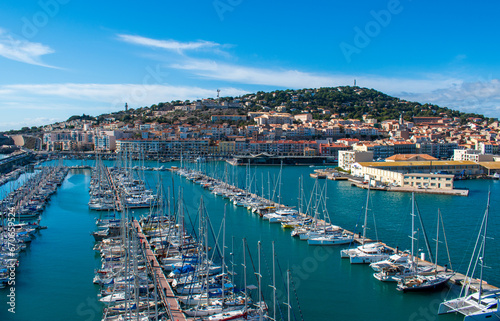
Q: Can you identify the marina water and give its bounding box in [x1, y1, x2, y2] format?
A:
[1, 160, 499, 321]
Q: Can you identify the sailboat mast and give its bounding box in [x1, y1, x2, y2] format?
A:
[479, 191, 490, 301]
[278, 161, 283, 206]
[411, 192, 415, 266]
[242, 238, 247, 311]
[287, 269, 291, 321]
[268, 172, 271, 201]
[297, 176, 301, 214]
[231, 236, 235, 286]
[362, 183, 370, 246]
[221, 206, 226, 304]
[262, 172, 264, 198]
[133, 229, 139, 321]
[257, 241, 262, 316]
[272, 241, 276, 321]
[435, 209, 440, 271]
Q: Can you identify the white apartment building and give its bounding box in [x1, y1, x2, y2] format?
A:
[453, 149, 495, 162]
[338, 150, 373, 171]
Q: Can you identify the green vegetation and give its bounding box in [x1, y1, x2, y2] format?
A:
[66, 114, 96, 122]
[6, 86, 493, 135]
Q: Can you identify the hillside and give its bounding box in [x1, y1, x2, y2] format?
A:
[3, 86, 492, 134]
[106, 86, 490, 125]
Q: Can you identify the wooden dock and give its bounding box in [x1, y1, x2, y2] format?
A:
[106, 167, 124, 212]
[133, 220, 191, 321]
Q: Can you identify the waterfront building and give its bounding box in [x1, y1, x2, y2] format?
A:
[353, 142, 394, 160]
[385, 154, 437, 162]
[416, 141, 459, 159]
[478, 141, 500, 154]
[350, 163, 456, 189]
[319, 143, 350, 159]
[116, 138, 212, 156]
[338, 150, 373, 171]
[392, 141, 416, 154]
[351, 160, 482, 178]
[453, 149, 495, 162]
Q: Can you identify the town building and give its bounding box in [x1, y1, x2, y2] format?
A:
[338, 150, 373, 171]
[453, 149, 495, 162]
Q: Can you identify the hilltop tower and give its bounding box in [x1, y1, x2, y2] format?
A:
[125, 103, 128, 112]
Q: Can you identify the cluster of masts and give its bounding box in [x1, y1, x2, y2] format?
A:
[89, 158, 158, 213]
[0, 166, 68, 288]
[90, 160, 300, 320]
[176, 163, 500, 320]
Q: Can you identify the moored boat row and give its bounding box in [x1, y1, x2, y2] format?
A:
[173, 165, 499, 310]
[89, 159, 158, 212]
[0, 165, 68, 288]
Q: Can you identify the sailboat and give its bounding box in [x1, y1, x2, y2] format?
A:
[396, 197, 454, 292]
[373, 193, 433, 282]
[438, 192, 500, 320]
[307, 180, 353, 246]
[340, 183, 393, 263]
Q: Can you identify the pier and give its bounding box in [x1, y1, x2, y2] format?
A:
[173, 167, 498, 293]
[0, 151, 34, 174]
[313, 169, 470, 196]
[105, 167, 124, 212]
[133, 220, 191, 321]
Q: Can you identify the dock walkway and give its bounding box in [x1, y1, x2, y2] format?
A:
[105, 167, 123, 212]
[175, 167, 497, 293]
[133, 220, 191, 321]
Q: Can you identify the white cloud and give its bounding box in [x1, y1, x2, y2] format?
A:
[170, 58, 462, 94]
[0, 28, 57, 68]
[0, 83, 249, 131]
[1, 83, 247, 105]
[169, 58, 500, 117]
[401, 79, 500, 117]
[0, 117, 62, 131]
[117, 34, 222, 54]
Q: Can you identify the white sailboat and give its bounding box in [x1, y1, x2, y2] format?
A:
[397, 197, 454, 292]
[438, 192, 500, 320]
[340, 183, 392, 263]
[373, 194, 434, 282]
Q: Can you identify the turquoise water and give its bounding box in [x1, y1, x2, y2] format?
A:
[2, 160, 498, 321]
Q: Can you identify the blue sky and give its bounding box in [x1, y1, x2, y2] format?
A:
[1, 0, 499, 131]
